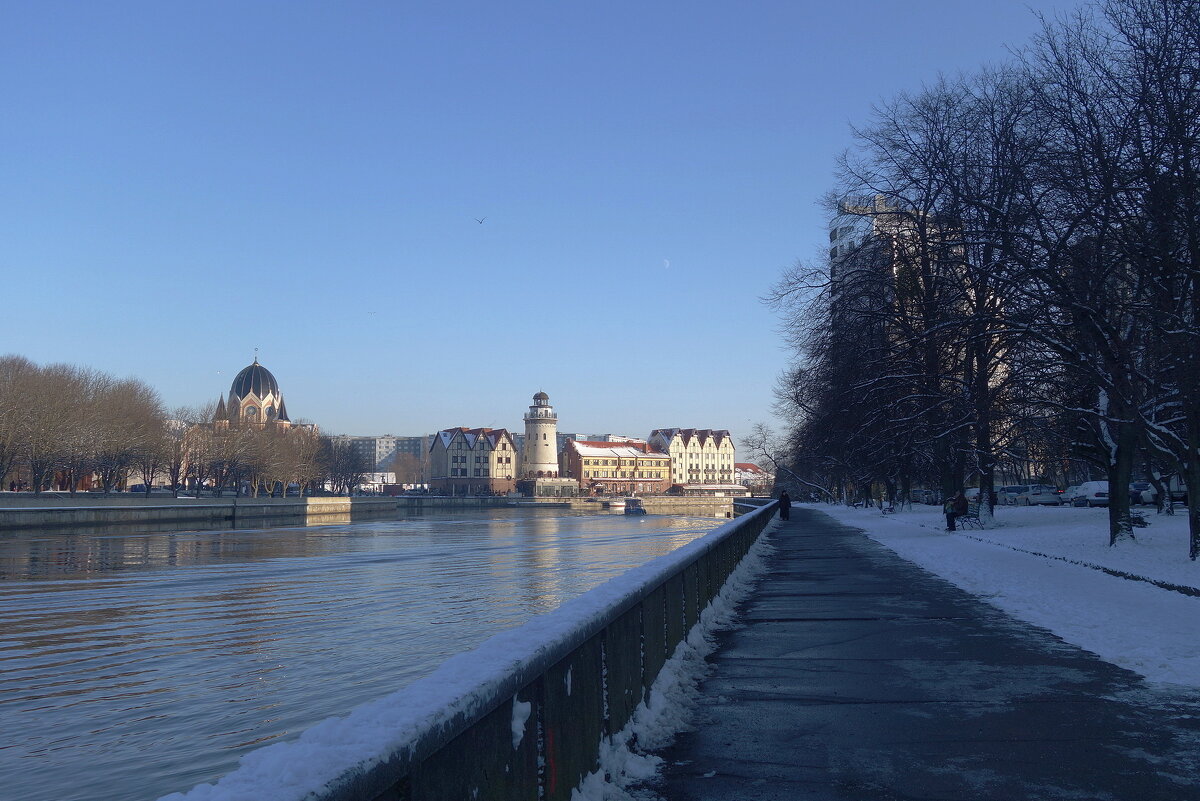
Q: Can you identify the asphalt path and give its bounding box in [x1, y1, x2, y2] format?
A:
[654, 507, 1200, 800]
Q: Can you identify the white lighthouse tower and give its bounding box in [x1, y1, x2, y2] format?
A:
[522, 391, 559, 477]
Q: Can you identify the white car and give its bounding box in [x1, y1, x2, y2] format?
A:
[1013, 485, 1061, 505]
[1061, 485, 1082, 505]
[1128, 481, 1157, 506]
[997, 485, 1029, 505]
[1072, 480, 1110, 507]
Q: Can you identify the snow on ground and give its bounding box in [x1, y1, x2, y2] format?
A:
[814, 502, 1200, 688]
[571, 520, 779, 801]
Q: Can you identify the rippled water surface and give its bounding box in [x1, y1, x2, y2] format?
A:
[0, 508, 722, 801]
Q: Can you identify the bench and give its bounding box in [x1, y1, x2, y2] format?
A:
[956, 501, 982, 529]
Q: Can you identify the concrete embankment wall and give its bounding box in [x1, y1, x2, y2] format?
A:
[502, 496, 737, 517]
[0, 496, 398, 530]
[274, 500, 777, 801]
[0, 493, 745, 530]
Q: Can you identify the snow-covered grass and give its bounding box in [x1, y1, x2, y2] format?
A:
[571, 520, 778, 801]
[814, 502, 1200, 688]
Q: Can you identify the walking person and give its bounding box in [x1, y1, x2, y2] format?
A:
[778, 490, 791, 521]
[945, 490, 968, 531]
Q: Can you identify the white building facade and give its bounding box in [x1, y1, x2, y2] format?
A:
[648, 428, 737, 486]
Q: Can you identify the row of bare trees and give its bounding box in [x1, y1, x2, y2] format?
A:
[0, 355, 164, 494]
[768, 0, 1200, 558]
[0, 355, 375, 497]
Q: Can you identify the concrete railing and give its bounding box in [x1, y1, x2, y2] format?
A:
[177, 501, 778, 801]
[734, 496, 776, 514]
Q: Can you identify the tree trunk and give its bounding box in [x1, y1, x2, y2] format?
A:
[1187, 409, 1200, 560]
[1105, 418, 1138, 546]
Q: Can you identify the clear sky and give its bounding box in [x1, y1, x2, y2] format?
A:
[2, 0, 1076, 445]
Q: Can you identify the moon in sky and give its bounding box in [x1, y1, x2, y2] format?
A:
[664, 259, 670, 269]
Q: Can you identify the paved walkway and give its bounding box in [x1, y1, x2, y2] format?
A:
[655, 508, 1200, 800]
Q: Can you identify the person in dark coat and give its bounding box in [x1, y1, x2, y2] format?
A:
[945, 490, 968, 531]
[778, 490, 791, 520]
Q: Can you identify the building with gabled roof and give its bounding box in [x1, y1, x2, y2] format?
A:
[561, 440, 671, 496]
[648, 428, 736, 486]
[735, 462, 773, 494]
[428, 427, 518, 496]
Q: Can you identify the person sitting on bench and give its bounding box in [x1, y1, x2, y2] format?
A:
[945, 490, 968, 531]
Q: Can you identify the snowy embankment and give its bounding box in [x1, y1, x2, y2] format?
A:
[159, 508, 778, 801]
[814, 503, 1200, 688]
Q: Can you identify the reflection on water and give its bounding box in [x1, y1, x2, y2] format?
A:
[0, 508, 721, 801]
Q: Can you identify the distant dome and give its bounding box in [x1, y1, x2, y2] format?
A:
[533, 391, 550, 402]
[231, 359, 280, 400]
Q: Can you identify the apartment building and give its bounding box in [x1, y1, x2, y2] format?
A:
[561, 440, 671, 496]
[648, 428, 736, 486]
[428, 427, 518, 495]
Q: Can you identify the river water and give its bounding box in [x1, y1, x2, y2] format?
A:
[0, 508, 723, 801]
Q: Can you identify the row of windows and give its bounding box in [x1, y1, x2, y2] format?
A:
[583, 470, 664, 479]
[448, 468, 496, 477]
[451, 455, 513, 464]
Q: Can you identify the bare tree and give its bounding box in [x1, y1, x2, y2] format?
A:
[389, 451, 423, 485]
[0, 355, 36, 488]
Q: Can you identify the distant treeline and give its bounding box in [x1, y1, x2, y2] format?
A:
[0, 355, 374, 496]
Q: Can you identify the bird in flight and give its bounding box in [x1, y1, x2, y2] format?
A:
[475, 217, 486, 224]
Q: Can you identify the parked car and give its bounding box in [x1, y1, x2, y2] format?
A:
[1072, 480, 1110, 507]
[1061, 485, 1082, 505]
[997, 485, 1029, 505]
[1129, 481, 1157, 506]
[1014, 484, 1061, 505]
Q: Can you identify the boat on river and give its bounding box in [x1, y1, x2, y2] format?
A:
[623, 498, 647, 515]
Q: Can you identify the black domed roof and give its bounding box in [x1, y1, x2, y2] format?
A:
[534, 391, 550, 401]
[231, 360, 280, 399]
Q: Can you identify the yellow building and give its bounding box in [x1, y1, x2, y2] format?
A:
[562, 440, 671, 495]
[428, 427, 518, 495]
[648, 428, 736, 486]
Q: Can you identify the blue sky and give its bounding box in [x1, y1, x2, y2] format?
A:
[2, 0, 1075, 445]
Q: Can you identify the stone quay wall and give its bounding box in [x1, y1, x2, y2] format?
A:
[0, 492, 746, 530]
[0, 496, 398, 530]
